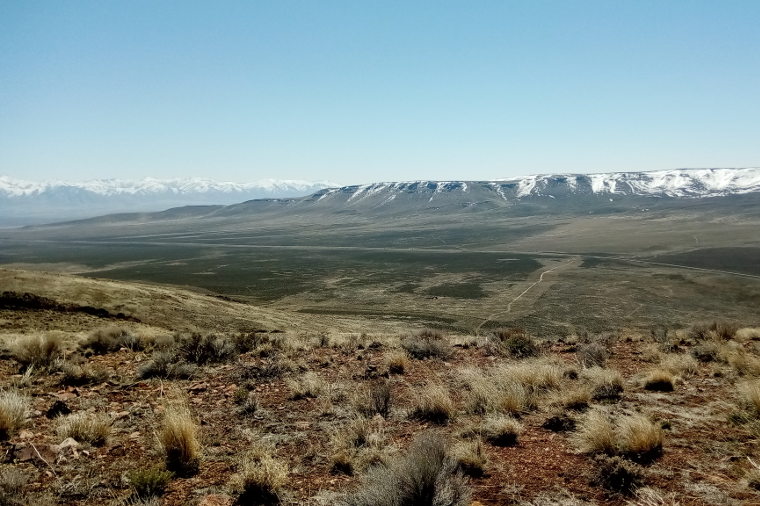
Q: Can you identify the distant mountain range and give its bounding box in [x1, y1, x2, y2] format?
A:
[3, 168, 760, 226]
[0, 177, 336, 226]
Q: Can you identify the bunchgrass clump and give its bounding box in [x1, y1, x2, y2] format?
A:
[577, 342, 609, 368]
[573, 410, 663, 464]
[0, 466, 28, 506]
[0, 391, 28, 440]
[384, 350, 410, 374]
[229, 451, 288, 505]
[643, 369, 677, 392]
[451, 439, 488, 478]
[619, 414, 663, 464]
[572, 409, 617, 455]
[581, 367, 624, 400]
[56, 412, 111, 446]
[739, 380, 760, 417]
[480, 415, 522, 447]
[287, 372, 325, 400]
[411, 383, 454, 424]
[159, 403, 201, 476]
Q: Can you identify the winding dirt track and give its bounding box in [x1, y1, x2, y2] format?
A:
[474, 259, 573, 335]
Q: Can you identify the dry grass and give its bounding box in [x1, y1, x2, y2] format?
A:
[10, 334, 62, 370]
[572, 408, 617, 455]
[411, 383, 454, 424]
[643, 369, 677, 392]
[573, 410, 663, 463]
[81, 326, 141, 354]
[451, 438, 488, 477]
[229, 451, 288, 505]
[56, 412, 111, 446]
[659, 354, 698, 377]
[0, 391, 28, 440]
[383, 350, 410, 374]
[494, 358, 564, 392]
[288, 372, 325, 400]
[551, 385, 592, 411]
[159, 403, 201, 476]
[480, 414, 522, 447]
[619, 414, 663, 463]
[581, 367, 624, 400]
[739, 380, 760, 416]
[464, 368, 531, 415]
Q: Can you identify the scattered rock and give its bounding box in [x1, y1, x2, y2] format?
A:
[46, 400, 71, 419]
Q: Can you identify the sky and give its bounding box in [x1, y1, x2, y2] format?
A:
[1, 1, 759, 186]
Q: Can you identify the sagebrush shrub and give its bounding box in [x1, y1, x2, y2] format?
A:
[338, 432, 470, 506]
[11, 334, 62, 370]
[81, 326, 140, 354]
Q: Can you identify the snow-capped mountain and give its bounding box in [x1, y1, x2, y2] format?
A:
[4, 168, 760, 227]
[309, 168, 760, 206]
[0, 177, 336, 226]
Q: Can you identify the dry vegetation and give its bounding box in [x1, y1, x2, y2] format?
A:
[2, 283, 760, 505]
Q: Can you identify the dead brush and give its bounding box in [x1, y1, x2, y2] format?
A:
[159, 402, 201, 476]
[355, 381, 392, 418]
[659, 354, 698, 377]
[0, 391, 28, 440]
[10, 334, 62, 370]
[56, 412, 111, 446]
[229, 450, 288, 505]
[411, 383, 454, 424]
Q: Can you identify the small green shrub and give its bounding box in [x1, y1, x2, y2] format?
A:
[493, 329, 537, 358]
[591, 455, 643, 495]
[127, 467, 173, 499]
[401, 330, 452, 360]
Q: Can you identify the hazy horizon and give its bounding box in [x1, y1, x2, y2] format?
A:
[2, 1, 759, 183]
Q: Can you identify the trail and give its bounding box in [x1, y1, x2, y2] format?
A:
[475, 260, 572, 335]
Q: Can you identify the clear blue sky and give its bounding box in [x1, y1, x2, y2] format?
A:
[1, 1, 759, 185]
